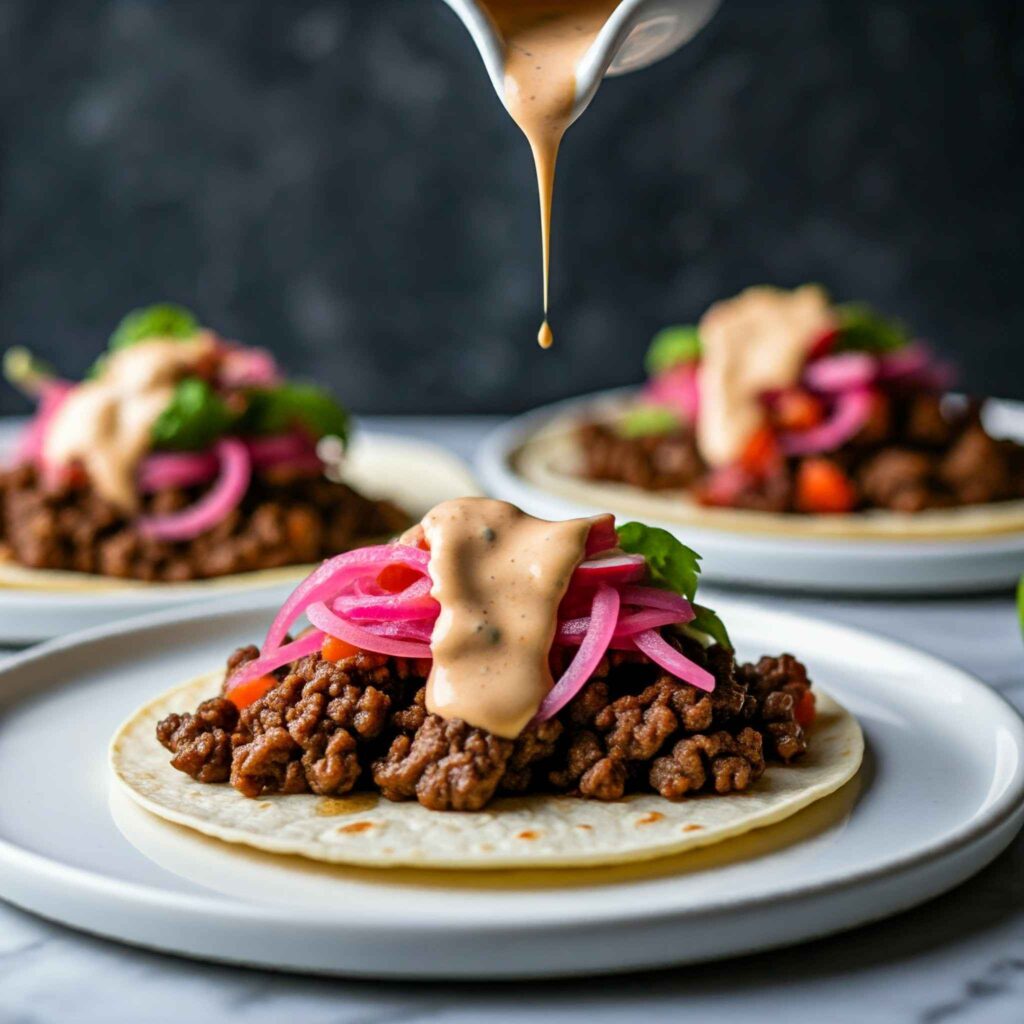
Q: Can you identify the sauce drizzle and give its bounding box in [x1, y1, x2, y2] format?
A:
[423, 497, 592, 738]
[478, 0, 619, 348]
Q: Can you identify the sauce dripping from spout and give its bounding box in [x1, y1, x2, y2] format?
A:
[477, 0, 620, 348]
[422, 497, 593, 738]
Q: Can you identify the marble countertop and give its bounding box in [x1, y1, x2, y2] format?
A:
[1, 417, 1022, 1024]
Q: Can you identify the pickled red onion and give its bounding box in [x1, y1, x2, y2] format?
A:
[137, 451, 218, 492]
[803, 352, 876, 393]
[572, 553, 646, 586]
[137, 438, 252, 542]
[643, 363, 699, 419]
[263, 544, 430, 651]
[779, 389, 875, 456]
[632, 629, 715, 692]
[306, 600, 432, 659]
[226, 628, 326, 693]
[535, 584, 620, 722]
[13, 381, 73, 466]
[584, 514, 618, 556]
[245, 433, 318, 468]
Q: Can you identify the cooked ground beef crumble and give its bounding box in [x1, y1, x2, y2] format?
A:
[0, 463, 408, 581]
[156, 636, 812, 811]
[578, 395, 1024, 513]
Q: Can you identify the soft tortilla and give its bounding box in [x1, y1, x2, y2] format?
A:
[515, 401, 1024, 541]
[0, 434, 480, 594]
[110, 671, 863, 870]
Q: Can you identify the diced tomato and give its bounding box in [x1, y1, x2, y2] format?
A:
[795, 689, 817, 728]
[376, 563, 421, 593]
[585, 513, 618, 555]
[321, 635, 360, 662]
[227, 675, 277, 710]
[774, 389, 825, 432]
[795, 458, 857, 513]
[739, 425, 782, 477]
[807, 324, 840, 360]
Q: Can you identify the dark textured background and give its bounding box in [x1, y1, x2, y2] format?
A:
[1, 0, 1022, 416]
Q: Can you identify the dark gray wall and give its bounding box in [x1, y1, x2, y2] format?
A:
[2, 0, 1022, 416]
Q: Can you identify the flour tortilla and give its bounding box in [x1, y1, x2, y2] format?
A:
[110, 671, 863, 870]
[0, 435, 480, 594]
[515, 400, 1024, 541]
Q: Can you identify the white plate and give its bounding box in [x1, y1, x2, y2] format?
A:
[0, 420, 479, 643]
[0, 596, 1020, 978]
[476, 391, 1024, 593]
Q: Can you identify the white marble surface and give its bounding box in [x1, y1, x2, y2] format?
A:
[1, 417, 1023, 1024]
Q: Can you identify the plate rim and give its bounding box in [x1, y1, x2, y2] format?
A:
[0, 594, 1022, 935]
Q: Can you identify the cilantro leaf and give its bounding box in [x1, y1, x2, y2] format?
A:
[616, 521, 701, 600]
[835, 303, 909, 354]
[241, 383, 349, 446]
[110, 303, 198, 351]
[645, 325, 701, 375]
[684, 603, 732, 650]
[151, 378, 235, 451]
[617, 405, 681, 439]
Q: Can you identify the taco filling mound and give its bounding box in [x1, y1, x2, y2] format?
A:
[112, 498, 862, 867]
[0, 304, 407, 581]
[578, 286, 1024, 515]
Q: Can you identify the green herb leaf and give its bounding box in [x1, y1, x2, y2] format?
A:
[644, 325, 701, 375]
[616, 521, 701, 600]
[835, 303, 909, 354]
[684, 603, 732, 650]
[617, 405, 681, 439]
[151, 378, 234, 451]
[109, 303, 198, 351]
[241, 383, 349, 446]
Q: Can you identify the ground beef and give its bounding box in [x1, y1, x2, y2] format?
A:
[577, 394, 1024, 514]
[0, 463, 408, 581]
[157, 635, 815, 811]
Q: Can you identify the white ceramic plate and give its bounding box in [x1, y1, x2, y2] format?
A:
[0, 420, 479, 643]
[476, 390, 1024, 593]
[0, 596, 1020, 978]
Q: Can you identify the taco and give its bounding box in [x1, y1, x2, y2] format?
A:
[111, 497, 862, 869]
[545, 286, 1024, 539]
[0, 304, 408, 585]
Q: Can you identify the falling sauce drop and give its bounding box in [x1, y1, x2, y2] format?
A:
[537, 319, 554, 349]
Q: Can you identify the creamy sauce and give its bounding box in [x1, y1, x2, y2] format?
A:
[478, 0, 619, 348]
[696, 285, 835, 466]
[43, 334, 216, 510]
[423, 497, 592, 738]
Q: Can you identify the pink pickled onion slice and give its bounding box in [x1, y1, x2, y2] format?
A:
[218, 345, 281, 388]
[617, 586, 694, 618]
[572, 553, 646, 587]
[363, 619, 435, 643]
[557, 607, 681, 644]
[306, 601, 432, 659]
[632, 629, 715, 692]
[137, 438, 251, 542]
[803, 352, 877, 393]
[263, 544, 429, 651]
[779, 389, 874, 456]
[137, 451, 218, 493]
[245, 433, 319, 469]
[334, 577, 438, 621]
[698, 464, 751, 506]
[643, 362, 700, 420]
[877, 342, 930, 381]
[13, 381, 73, 466]
[584, 514, 617, 556]
[535, 584, 620, 722]
[226, 629, 325, 693]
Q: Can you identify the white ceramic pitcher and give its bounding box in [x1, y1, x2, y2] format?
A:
[443, 0, 720, 125]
